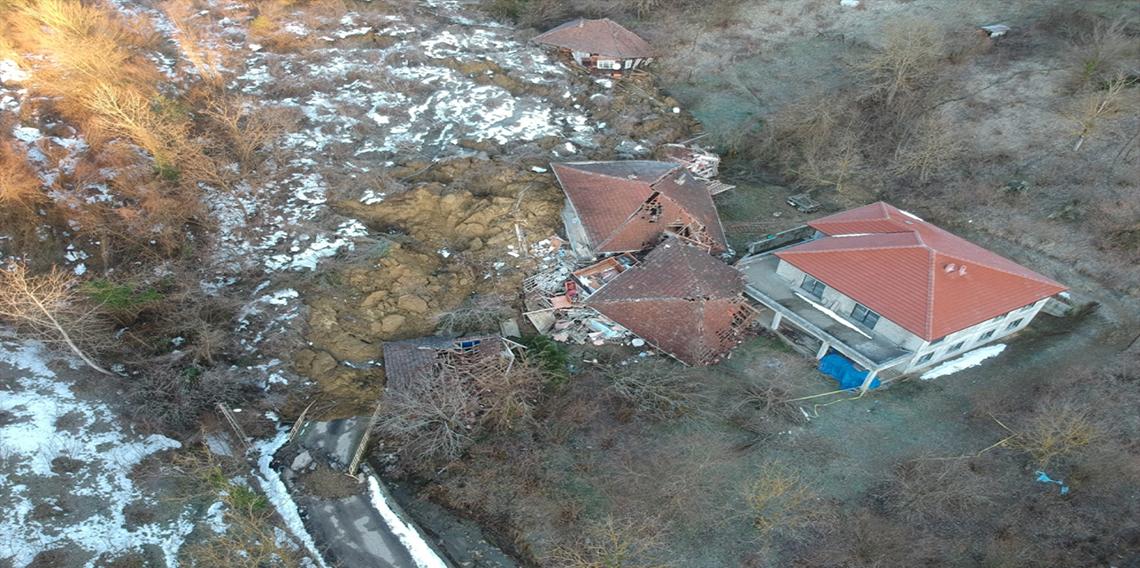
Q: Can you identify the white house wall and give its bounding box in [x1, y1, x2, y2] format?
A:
[773, 258, 1049, 375]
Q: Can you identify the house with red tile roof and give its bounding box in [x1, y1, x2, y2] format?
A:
[551, 161, 728, 259]
[584, 238, 755, 366]
[736, 202, 1067, 388]
[532, 18, 653, 76]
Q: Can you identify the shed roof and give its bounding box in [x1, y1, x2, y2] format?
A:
[383, 334, 502, 392]
[551, 161, 728, 254]
[585, 240, 747, 365]
[776, 202, 1067, 341]
[533, 18, 653, 59]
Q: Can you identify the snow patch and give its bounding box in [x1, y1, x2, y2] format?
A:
[367, 476, 449, 568]
[921, 344, 1006, 380]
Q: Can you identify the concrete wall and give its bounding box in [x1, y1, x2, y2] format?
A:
[773, 259, 1049, 374]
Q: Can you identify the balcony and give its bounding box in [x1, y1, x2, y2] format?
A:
[736, 254, 911, 370]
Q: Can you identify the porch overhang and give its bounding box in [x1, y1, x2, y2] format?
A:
[738, 255, 912, 374]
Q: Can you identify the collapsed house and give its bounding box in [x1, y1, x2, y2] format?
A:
[583, 239, 756, 366]
[382, 334, 512, 392]
[532, 18, 653, 76]
[736, 202, 1067, 389]
[551, 161, 729, 259]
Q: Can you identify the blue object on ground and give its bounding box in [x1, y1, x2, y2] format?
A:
[818, 353, 880, 390]
[1035, 470, 1069, 494]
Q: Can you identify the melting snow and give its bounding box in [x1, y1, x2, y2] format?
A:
[920, 344, 1006, 380]
[0, 335, 193, 567]
[367, 476, 449, 568]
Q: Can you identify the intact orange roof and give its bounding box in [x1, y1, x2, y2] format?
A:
[585, 240, 748, 365]
[551, 161, 728, 254]
[776, 202, 1067, 341]
[533, 18, 653, 59]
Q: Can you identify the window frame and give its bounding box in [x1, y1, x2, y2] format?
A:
[979, 329, 995, 341]
[1006, 318, 1024, 330]
[916, 352, 934, 364]
[850, 303, 881, 330]
[948, 341, 965, 353]
[800, 275, 826, 299]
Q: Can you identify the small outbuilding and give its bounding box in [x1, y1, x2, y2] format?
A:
[532, 18, 653, 76]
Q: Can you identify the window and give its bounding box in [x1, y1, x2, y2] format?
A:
[850, 303, 880, 329]
[800, 275, 826, 299]
[595, 59, 618, 70]
[624, 59, 634, 69]
[1006, 318, 1024, 330]
[948, 341, 965, 353]
[980, 329, 995, 341]
[1020, 303, 1036, 312]
[993, 312, 1008, 322]
[916, 353, 934, 364]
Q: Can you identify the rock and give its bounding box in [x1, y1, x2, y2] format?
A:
[325, 335, 375, 364]
[309, 351, 339, 377]
[467, 237, 483, 251]
[291, 451, 313, 471]
[631, 338, 646, 347]
[397, 295, 429, 313]
[381, 314, 406, 334]
[456, 222, 487, 238]
[361, 290, 388, 308]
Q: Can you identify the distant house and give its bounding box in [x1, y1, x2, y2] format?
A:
[584, 239, 755, 366]
[383, 334, 507, 392]
[532, 18, 653, 76]
[551, 161, 729, 259]
[737, 202, 1067, 388]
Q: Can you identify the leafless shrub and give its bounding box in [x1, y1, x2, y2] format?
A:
[376, 371, 479, 462]
[1061, 73, 1133, 152]
[1005, 402, 1104, 467]
[471, 354, 545, 431]
[742, 460, 828, 542]
[889, 112, 964, 184]
[125, 365, 248, 436]
[546, 516, 671, 568]
[1070, 19, 1138, 89]
[433, 294, 514, 335]
[0, 261, 115, 375]
[607, 358, 704, 420]
[886, 458, 996, 524]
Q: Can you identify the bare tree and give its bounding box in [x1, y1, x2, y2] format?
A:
[1062, 73, 1132, 151]
[890, 113, 963, 184]
[0, 261, 114, 375]
[858, 18, 947, 106]
[433, 294, 514, 335]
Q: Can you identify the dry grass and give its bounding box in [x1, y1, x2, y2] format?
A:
[742, 460, 827, 542]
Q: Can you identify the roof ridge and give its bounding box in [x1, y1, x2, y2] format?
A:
[787, 242, 926, 253]
[925, 246, 936, 340]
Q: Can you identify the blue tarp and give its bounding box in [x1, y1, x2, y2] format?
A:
[819, 353, 880, 390]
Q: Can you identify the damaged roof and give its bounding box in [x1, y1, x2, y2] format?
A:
[585, 240, 749, 365]
[777, 202, 1067, 341]
[383, 334, 502, 392]
[552, 161, 728, 254]
[533, 18, 653, 59]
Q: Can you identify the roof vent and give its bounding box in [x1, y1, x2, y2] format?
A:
[943, 263, 956, 273]
[958, 265, 968, 276]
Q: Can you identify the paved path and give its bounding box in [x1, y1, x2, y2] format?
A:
[279, 417, 433, 568]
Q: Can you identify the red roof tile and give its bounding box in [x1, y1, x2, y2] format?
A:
[551, 161, 728, 254]
[777, 202, 1067, 340]
[585, 241, 747, 365]
[533, 18, 653, 59]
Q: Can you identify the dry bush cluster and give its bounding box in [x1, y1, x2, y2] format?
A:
[375, 352, 547, 464]
[433, 294, 515, 335]
[125, 365, 250, 436]
[606, 358, 704, 420]
[546, 516, 671, 568]
[742, 460, 829, 542]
